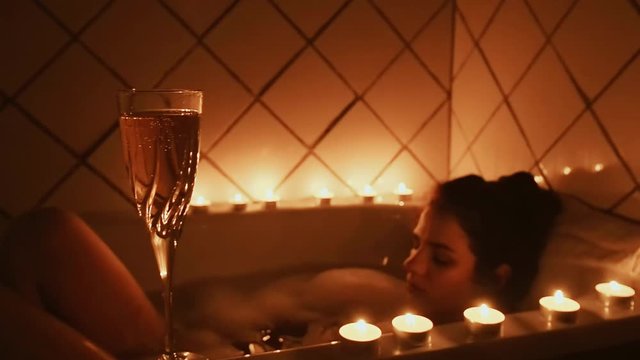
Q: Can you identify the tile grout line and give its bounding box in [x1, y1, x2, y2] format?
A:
[608, 186, 638, 212]
[368, 0, 451, 93]
[446, 0, 457, 180]
[30, 0, 138, 207]
[200, 155, 254, 202]
[527, 1, 640, 190]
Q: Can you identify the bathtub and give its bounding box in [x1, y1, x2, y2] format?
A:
[82, 197, 640, 359]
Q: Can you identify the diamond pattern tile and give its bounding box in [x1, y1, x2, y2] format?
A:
[472, 104, 534, 180]
[452, 50, 503, 141]
[0, 105, 75, 215]
[412, 1, 453, 87]
[88, 131, 130, 195]
[159, 47, 253, 151]
[594, 57, 640, 181]
[449, 112, 469, 169]
[450, 152, 480, 179]
[365, 52, 445, 142]
[553, 0, 640, 99]
[208, 104, 306, 199]
[3, 0, 636, 220]
[615, 191, 640, 221]
[315, 0, 403, 92]
[163, 0, 233, 34]
[41, 0, 108, 32]
[192, 159, 243, 203]
[315, 102, 400, 190]
[526, 0, 575, 34]
[263, 48, 354, 145]
[275, 0, 346, 38]
[82, 0, 193, 87]
[480, 0, 546, 93]
[456, 0, 501, 38]
[0, 1, 68, 94]
[509, 47, 584, 157]
[408, 104, 449, 181]
[375, 151, 435, 198]
[452, 13, 475, 76]
[206, 0, 305, 93]
[277, 156, 353, 200]
[17, 44, 122, 153]
[540, 112, 635, 208]
[45, 167, 131, 213]
[374, 0, 444, 40]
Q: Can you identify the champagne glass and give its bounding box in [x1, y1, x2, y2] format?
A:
[118, 89, 206, 360]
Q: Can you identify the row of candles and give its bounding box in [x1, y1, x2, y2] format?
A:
[339, 281, 635, 351]
[190, 182, 416, 212]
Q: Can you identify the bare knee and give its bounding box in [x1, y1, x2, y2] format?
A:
[0, 207, 85, 291]
[2, 207, 83, 250]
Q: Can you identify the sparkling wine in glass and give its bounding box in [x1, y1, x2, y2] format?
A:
[118, 89, 206, 360]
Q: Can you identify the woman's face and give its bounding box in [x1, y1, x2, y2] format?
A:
[403, 208, 482, 323]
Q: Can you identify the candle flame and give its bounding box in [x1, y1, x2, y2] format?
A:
[534, 175, 544, 184]
[479, 304, 489, 317]
[355, 319, 366, 331]
[562, 166, 572, 175]
[395, 182, 413, 195]
[554, 290, 565, 303]
[232, 193, 246, 204]
[609, 280, 621, 291]
[264, 189, 279, 201]
[193, 195, 208, 205]
[594, 163, 604, 172]
[361, 184, 376, 196]
[316, 187, 333, 199]
[404, 313, 416, 326]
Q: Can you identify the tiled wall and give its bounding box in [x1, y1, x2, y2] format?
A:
[1, 0, 638, 227]
[450, 0, 640, 221]
[0, 0, 453, 224]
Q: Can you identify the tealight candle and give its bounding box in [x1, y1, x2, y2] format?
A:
[595, 281, 635, 308]
[190, 195, 210, 214]
[394, 182, 413, 203]
[263, 190, 279, 210]
[315, 187, 333, 207]
[230, 193, 247, 212]
[339, 320, 381, 355]
[539, 290, 580, 323]
[463, 304, 505, 337]
[392, 313, 433, 348]
[360, 185, 377, 204]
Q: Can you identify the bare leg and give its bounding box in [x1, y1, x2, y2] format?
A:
[0, 208, 163, 358]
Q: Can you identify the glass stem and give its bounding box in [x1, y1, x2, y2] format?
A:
[151, 231, 177, 355]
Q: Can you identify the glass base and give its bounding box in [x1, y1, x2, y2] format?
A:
[160, 352, 209, 360]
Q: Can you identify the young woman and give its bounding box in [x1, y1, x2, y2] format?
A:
[0, 171, 561, 358]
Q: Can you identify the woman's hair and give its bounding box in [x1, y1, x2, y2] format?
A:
[430, 172, 562, 309]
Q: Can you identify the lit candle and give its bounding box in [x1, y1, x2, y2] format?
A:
[595, 281, 635, 308]
[230, 193, 247, 212]
[339, 320, 381, 355]
[539, 290, 580, 323]
[263, 190, 279, 210]
[562, 166, 572, 175]
[463, 304, 505, 337]
[315, 187, 333, 207]
[394, 182, 413, 203]
[593, 163, 604, 172]
[392, 313, 433, 348]
[189, 195, 210, 214]
[360, 185, 377, 204]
